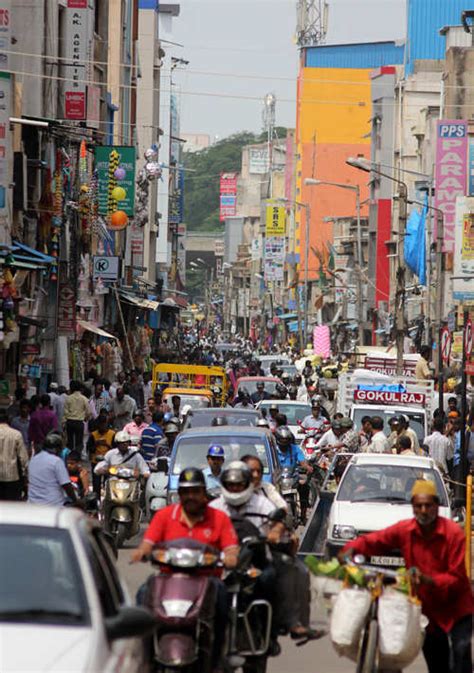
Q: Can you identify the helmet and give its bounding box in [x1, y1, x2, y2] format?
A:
[211, 416, 228, 427]
[257, 418, 270, 428]
[275, 426, 293, 447]
[164, 422, 180, 434]
[115, 430, 131, 443]
[240, 387, 250, 399]
[340, 417, 353, 429]
[43, 431, 63, 453]
[311, 396, 321, 408]
[221, 460, 254, 507]
[270, 403, 279, 411]
[331, 420, 342, 431]
[275, 383, 288, 398]
[207, 443, 225, 458]
[178, 467, 206, 489]
[281, 372, 290, 382]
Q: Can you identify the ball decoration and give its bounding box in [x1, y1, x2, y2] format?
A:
[109, 210, 128, 230]
[112, 186, 126, 201]
[114, 166, 126, 181]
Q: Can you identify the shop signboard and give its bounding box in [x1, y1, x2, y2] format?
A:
[57, 268, 76, 336]
[62, 0, 90, 120]
[0, 73, 11, 215]
[95, 145, 136, 216]
[214, 239, 224, 256]
[92, 256, 119, 281]
[453, 197, 474, 301]
[249, 147, 269, 174]
[364, 356, 417, 377]
[0, 1, 11, 68]
[354, 389, 426, 406]
[265, 203, 286, 236]
[219, 172, 237, 221]
[435, 120, 468, 253]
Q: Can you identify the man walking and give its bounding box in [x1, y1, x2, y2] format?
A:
[341, 480, 473, 673]
[28, 394, 58, 453]
[111, 387, 137, 430]
[0, 409, 28, 500]
[62, 381, 91, 452]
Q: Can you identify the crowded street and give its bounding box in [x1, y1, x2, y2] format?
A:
[1, 1, 474, 673]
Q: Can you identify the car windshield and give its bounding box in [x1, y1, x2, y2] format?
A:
[183, 410, 259, 429]
[279, 365, 297, 376]
[238, 379, 280, 395]
[352, 408, 425, 442]
[172, 435, 269, 474]
[164, 394, 211, 409]
[0, 525, 89, 625]
[336, 464, 448, 506]
[259, 403, 311, 425]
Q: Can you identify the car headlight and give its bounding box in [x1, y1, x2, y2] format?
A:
[332, 525, 356, 540]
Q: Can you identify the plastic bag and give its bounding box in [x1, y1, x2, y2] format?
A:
[378, 590, 426, 668]
[330, 588, 371, 659]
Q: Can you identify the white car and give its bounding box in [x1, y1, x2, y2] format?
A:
[0, 503, 154, 673]
[256, 400, 311, 443]
[326, 453, 451, 566]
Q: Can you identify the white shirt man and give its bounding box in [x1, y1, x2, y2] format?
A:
[316, 428, 344, 450]
[94, 447, 150, 477]
[424, 422, 451, 474]
[367, 417, 390, 453]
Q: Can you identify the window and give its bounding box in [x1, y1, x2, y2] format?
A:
[172, 435, 269, 474]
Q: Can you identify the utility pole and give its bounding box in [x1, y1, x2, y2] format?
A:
[395, 182, 408, 375]
[355, 186, 364, 346]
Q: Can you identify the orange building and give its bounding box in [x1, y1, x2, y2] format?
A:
[295, 42, 404, 281]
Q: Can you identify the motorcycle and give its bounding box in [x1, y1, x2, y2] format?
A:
[145, 457, 170, 520]
[102, 465, 141, 548]
[278, 467, 299, 519]
[299, 421, 330, 457]
[143, 538, 221, 673]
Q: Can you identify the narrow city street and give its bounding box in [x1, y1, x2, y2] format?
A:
[117, 539, 427, 673]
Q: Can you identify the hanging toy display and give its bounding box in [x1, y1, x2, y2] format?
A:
[0, 253, 18, 342]
[114, 166, 126, 181]
[107, 149, 120, 217]
[50, 150, 63, 282]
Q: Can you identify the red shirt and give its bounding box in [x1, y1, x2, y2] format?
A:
[343, 516, 473, 633]
[144, 503, 238, 552]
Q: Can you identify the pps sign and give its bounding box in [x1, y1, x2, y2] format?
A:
[435, 120, 468, 253]
[92, 256, 119, 282]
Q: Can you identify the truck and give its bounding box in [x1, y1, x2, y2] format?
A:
[337, 368, 435, 443]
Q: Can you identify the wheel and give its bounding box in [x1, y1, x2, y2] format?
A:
[243, 655, 267, 673]
[357, 619, 378, 673]
[115, 522, 128, 549]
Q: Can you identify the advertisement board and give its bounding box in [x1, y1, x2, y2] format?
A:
[265, 204, 286, 236]
[249, 148, 269, 174]
[219, 172, 237, 221]
[62, 0, 90, 120]
[264, 237, 285, 281]
[0, 73, 11, 215]
[0, 2, 11, 68]
[95, 146, 136, 216]
[57, 265, 76, 336]
[453, 196, 474, 301]
[435, 120, 468, 253]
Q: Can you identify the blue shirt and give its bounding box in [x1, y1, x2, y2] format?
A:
[276, 444, 306, 470]
[453, 430, 461, 467]
[203, 466, 222, 491]
[141, 423, 164, 461]
[28, 451, 71, 506]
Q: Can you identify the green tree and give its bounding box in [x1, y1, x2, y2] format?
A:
[183, 128, 286, 232]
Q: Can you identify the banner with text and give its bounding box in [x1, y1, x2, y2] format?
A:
[219, 172, 237, 221]
[454, 196, 474, 301]
[435, 120, 468, 253]
[62, 0, 91, 120]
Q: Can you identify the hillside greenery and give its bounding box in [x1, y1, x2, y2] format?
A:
[183, 128, 287, 232]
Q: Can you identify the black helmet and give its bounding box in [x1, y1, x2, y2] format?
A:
[211, 416, 228, 427]
[275, 383, 288, 397]
[275, 426, 293, 447]
[221, 460, 252, 489]
[178, 467, 206, 489]
[43, 431, 63, 453]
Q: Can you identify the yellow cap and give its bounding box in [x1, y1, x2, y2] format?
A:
[411, 479, 437, 498]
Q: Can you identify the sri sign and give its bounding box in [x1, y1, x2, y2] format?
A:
[95, 146, 136, 216]
[265, 204, 286, 236]
[435, 121, 468, 253]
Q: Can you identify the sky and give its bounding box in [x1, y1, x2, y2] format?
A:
[172, 0, 407, 139]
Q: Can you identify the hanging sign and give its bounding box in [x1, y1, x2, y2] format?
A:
[465, 318, 473, 358]
[95, 146, 136, 216]
[265, 204, 286, 236]
[62, 0, 90, 120]
[440, 327, 451, 364]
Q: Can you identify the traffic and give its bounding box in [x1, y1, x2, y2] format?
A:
[1, 339, 472, 673]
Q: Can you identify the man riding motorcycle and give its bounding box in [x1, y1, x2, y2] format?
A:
[300, 399, 328, 431]
[94, 430, 150, 478]
[274, 426, 313, 523]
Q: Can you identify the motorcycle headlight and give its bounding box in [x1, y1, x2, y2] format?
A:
[332, 525, 356, 540]
[281, 477, 293, 490]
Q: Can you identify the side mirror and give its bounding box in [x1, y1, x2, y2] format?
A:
[156, 457, 169, 474]
[105, 606, 155, 641]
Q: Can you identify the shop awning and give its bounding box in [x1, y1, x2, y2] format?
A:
[117, 291, 160, 311]
[77, 320, 117, 340]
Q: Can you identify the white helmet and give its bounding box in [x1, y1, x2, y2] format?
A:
[115, 430, 131, 444]
[221, 460, 254, 507]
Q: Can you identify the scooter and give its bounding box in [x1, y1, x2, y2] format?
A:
[145, 457, 169, 520]
[102, 465, 141, 548]
[143, 538, 221, 673]
[278, 467, 299, 519]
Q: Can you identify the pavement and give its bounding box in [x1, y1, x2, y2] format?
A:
[118, 530, 428, 673]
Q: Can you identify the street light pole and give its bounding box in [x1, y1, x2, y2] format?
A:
[346, 158, 408, 375]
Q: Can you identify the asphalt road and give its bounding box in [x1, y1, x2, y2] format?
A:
[117, 532, 428, 673]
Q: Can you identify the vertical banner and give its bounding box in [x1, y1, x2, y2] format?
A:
[56, 264, 76, 336]
[453, 196, 474, 302]
[95, 146, 136, 215]
[0, 73, 11, 215]
[62, 0, 90, 120]
[435, 120, 468, 253]
[265, 203, 286, 236]
[0, 1, 11, 67]
[219, 172, 237, 221]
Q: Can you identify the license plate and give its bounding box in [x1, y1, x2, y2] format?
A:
[370, 555, 405, 567]
[282, 489, 297, 495]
